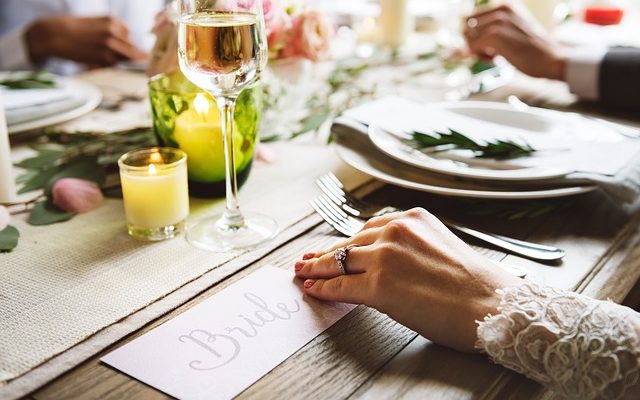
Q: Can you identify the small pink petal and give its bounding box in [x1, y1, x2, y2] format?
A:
[52, 178, 104, 213]
[255, 144, 279, 164]
[0, 206, 9, 231]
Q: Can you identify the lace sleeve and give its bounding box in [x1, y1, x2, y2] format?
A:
[476, 283, 640, 400]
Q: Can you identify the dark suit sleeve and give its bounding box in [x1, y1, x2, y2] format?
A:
[599, 47, 640, 110]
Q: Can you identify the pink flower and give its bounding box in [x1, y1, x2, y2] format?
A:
[255, 143, 279, 163]
[281, 10, 334, 61]
[51, 178, 104, 214]
[0, 206, 9, 231]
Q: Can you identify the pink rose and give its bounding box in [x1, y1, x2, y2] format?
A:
[52, 178, 104, 213]
[281, 10, 334, 61]
[0, 205, 9, 231]
[255, 143, 279, 163]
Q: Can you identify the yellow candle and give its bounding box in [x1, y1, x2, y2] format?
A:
[173, 93, 244, 182]
[118, 148, 189, 241]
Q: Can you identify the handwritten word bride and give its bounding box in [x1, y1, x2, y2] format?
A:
[178, 292, 301, 370]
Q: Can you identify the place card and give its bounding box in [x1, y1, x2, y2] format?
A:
[102, 266, 355, 400]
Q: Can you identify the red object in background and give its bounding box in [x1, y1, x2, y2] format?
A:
[584, 6, 624, 25]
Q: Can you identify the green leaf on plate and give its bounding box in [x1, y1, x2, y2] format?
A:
[28, 201, 75, 226]
[0, 225, 20, 252]
[411, 128, 535, 160]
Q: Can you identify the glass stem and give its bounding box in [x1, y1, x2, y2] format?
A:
[217, 96, 245, 230]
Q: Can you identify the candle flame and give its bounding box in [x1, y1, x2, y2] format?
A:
[194, 93, 210, 116]
[149, 163, 157, 175]
[149, 151, 163, 163]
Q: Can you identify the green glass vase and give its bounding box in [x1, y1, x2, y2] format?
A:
[148, 71, 262, 198]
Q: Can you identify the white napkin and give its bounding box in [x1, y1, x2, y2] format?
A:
[344, 96, 640, 177]
[1, 87, 72, 110]
[1, 87, 85, 126]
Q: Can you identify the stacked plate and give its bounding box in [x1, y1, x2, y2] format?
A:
[1, 72, 102, 134]
[333, 97, 640, 199]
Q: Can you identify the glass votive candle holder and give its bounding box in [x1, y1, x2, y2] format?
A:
[118, 147, 189, 241]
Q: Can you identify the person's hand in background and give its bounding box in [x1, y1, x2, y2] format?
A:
[464, 4, 568, 81]
[25, 15, 148, 67]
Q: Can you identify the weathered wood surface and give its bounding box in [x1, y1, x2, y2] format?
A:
[30, 185, 640, 400]
[22, 70, 640, 400]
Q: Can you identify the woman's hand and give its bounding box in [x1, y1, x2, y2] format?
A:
[295, 208, 523, 352]
[25, 16, 147, 67]
[464, 5, 567, 81]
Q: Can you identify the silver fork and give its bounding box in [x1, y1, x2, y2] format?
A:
[312, 173, 566, 263]
[311, 193, 529, 278]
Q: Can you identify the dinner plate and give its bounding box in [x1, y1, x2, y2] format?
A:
[333, 118, 596, 200]
[3, 75, 102, 134]
[361, 100, 625, 182]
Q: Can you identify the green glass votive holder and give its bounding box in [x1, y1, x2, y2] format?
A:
[148, 71, 262, 198]
[118, 147, 189, 241]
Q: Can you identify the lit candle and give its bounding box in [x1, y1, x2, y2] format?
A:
[118, 147, 189, 241]
[172, 93, 244, 182]
[379, 0, 414, 49]
[0, 92, 15, 203]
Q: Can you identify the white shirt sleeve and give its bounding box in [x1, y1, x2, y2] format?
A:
[564, 47, 607, 101]
[0, 27, 33, 71]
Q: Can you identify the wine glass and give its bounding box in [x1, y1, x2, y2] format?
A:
[177, 0, 277, 252]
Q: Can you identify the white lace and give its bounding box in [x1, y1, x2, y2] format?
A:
[476, 283, 640, 400]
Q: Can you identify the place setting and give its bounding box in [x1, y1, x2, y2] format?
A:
[1, 1, 640, 400]
[331, 96, 640, 202]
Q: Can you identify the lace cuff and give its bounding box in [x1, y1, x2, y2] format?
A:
[477, 283, 640, 400]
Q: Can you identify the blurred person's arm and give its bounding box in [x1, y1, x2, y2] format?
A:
[0, 15, 147, 71]
[464, 5, 640, 110]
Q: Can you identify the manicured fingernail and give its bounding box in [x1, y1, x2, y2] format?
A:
[304, 279, 316, 289]
[295, 261, 305, 272]
[302, 253, 315, 260]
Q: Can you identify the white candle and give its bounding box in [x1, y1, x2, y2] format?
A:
[119, 148, 189, 241]
[379, 0, 414, 49]
[0, 92, 16, 203]
[518, 0, 562, 30]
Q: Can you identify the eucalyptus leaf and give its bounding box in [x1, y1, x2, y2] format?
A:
[17, 168, 58, 194]
[14, 150, 65, 169]
[28, 201, 75, 226]
[299, 110, 330, 134]
[411, 129, 535, 159]
[0, 225, 19, 252]
[44, 156, 106, 195]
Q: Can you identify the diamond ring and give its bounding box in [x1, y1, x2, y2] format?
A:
[335, 245, 356, 275]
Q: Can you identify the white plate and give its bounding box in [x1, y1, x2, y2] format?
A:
[365, 100, 626, 181]
[4, 76, 102, 134]
[334, 121, 596, 200]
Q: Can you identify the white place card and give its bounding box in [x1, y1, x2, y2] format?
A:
[102, 266, 355, 400]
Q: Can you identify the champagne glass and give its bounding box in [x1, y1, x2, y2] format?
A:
[177, 0, 277, 252]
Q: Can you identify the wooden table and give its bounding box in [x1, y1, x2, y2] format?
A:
[15, 72, 640, 400]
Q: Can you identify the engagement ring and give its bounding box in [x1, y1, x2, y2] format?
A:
[335, 245, 356, 275]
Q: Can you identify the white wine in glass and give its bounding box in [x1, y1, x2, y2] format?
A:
[178, 0, 277, 252]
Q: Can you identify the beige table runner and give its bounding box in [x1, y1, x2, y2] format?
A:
[0, 141, 367, 391]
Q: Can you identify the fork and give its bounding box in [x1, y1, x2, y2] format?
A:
[311, 193, 529, 278]
[312, 173, 566, 263]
